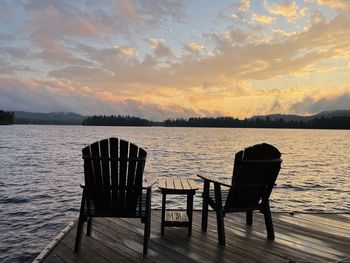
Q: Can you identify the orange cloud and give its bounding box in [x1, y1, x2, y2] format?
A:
[251, 14, 276, 24]
[318, 0, 350, 9]
[239, 0, 250, 13]
[265, 1, 298, 21]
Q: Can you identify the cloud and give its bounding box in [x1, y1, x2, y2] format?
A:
[113, 46, 138, 58]
[239, 0, 250, 13]
[0, 75, 210, 120]
[290, 92, 350, 114]
[183, 42, 204, 55]
[149, 39, 172, 58]
[317, 0, 350, 10]
[1, 1, 350, 119]
[265, 1, 298, 22]
[44, 10, 350, 102]
[28, 3, 107, 39]
[251, 14, 276, 24]
[0, 0, 186, 71]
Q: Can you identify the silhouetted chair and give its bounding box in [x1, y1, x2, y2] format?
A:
[198, 143, 282, 245]
[74, 138, 152, 255]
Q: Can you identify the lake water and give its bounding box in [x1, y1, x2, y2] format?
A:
[0, 125, 349, 262]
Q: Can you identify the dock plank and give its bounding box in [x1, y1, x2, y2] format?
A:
[38, 212, 350, 263]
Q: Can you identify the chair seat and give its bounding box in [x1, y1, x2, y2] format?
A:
[208, 188, 230, 204]
[84, 191, 148, 218]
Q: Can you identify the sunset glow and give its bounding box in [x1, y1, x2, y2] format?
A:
[1, 0, 350, 120]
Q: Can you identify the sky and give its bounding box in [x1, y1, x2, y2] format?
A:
[1, 0, 350, 120]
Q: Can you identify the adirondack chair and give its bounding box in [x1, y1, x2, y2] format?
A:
[198, 143, 282, 245]
[74, 138, 152, 255]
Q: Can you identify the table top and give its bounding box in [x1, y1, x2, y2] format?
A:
[158, 178, 199, 192]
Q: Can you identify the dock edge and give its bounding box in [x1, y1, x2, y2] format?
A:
[33, 221, 76, 263]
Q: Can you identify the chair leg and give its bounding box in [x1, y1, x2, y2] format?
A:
[143, 217, 149, 255]
[143, 187, 151, 255]
[214, 183, 225, 245]
[87, 217, 92, 236]
[246, 211, 253, 225]
[147, 202, 151, 238]
[263, 204, 275, 240]
[201, 180, 209, 231]
[74, 191, 86, 252]
[161, 193, 166, 235]
[216, 208, 225, 245]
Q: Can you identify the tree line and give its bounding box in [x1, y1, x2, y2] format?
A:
[83, 115, 350, 129]
[0, 110, 14, 125]
[3, 110, 350, 129]
[82, 115, 152, 126]
[163, 116, 350, 129]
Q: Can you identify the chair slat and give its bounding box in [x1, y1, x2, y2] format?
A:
[109, 138, 119, 210]
[126, 143, 138, 211]
[82, 146, 94, 186]
[90, 141, 105, 212]
[100, 139, 111, 210]
[100, 139, 110, 185]
[119, 140, 129, 210]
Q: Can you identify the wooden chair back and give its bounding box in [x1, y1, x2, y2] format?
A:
[224, 143, 282, 212]
[82, 138, 147, 217]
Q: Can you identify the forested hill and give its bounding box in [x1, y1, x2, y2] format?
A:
[0, 110, 14, 125]
[82, 115, 152, 126]
[163, 115, 350, 129]
[14, 111, 85, 125]
[2, 109, 350, 129]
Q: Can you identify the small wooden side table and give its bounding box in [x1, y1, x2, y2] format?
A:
[159, 178, 198, 236]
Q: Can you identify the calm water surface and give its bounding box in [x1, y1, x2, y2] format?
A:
[0, 125, 349, 262]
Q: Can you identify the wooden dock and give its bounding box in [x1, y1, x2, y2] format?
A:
[35, 211, 350, 263]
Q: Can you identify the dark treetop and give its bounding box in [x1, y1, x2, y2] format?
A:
[0, 110, 14, 125]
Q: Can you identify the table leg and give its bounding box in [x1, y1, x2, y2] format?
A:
[187, 194, 194, 236]
[161, 193, 166, 235]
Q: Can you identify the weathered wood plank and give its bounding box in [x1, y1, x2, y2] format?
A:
[191, 211, 345, 262]
[63, 233, 111, 263]
[276, 214, 350, 240]
[43, 253, 66, 263]
[41, 212, 350, 263]
[100, 217, 199, 263]
[118, 213, 258, 263]
[83, 222, 151, 262]
[173, 179, 182, 190]
[232, 212, 349, 260]
[158, 179, 166, 189]
[180, 179, 191, 190]
[320, 213, 350, 224]
[151, 211, 287, 262]
[294, 213, 350, 231]
[165, 211, 188, 222]
[187, 179, 199, 190]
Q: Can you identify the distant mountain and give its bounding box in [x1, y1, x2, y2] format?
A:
[251, 109, 350, 122]
[315, 110, 350, 118]
[251, 113, 309, 122]
[14, 111, 86, 125]
[10, 109, 350, 126]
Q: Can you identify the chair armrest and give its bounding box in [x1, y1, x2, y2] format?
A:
[143, 179, 157, 189]
[197, 174, 231, 188]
